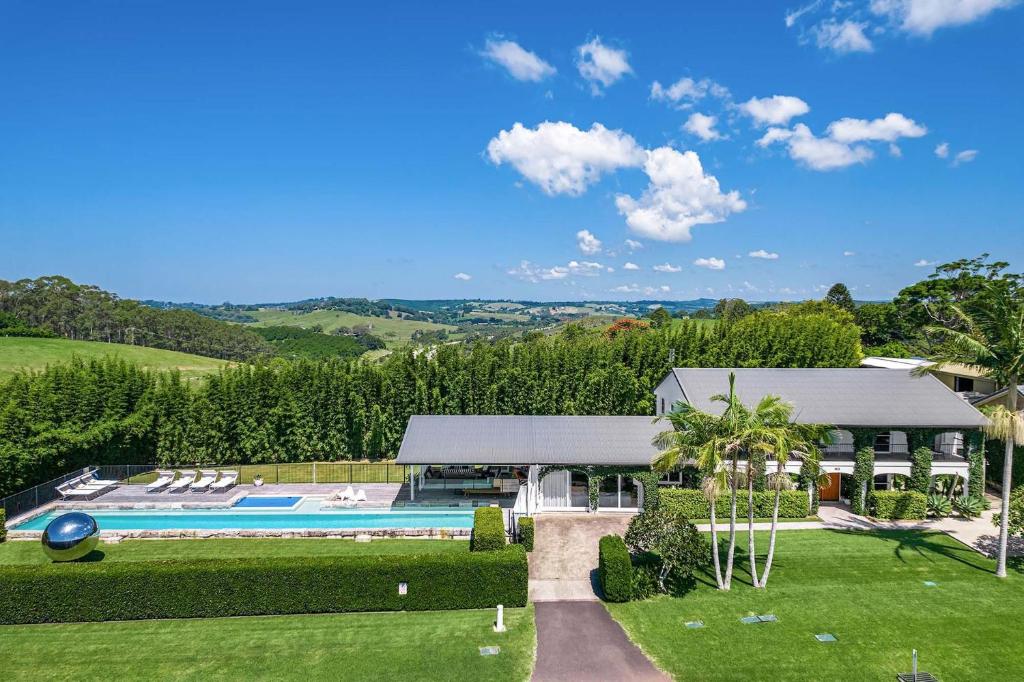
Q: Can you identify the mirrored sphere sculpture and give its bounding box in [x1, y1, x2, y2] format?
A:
[41, 512, 100, 562]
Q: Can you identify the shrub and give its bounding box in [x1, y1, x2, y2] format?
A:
[0, 510, 5, 543]
[598, 535, 632, 603]
[624, 509, 707, 594]
[927, 493, 952, 518]
[659, 488, 809, 519]
[629, 552, 661, 600]
[994, 487, 1024, 535]
[0, 546, 528, 625]
[953, 494, 987, 520]
[518, 516, 534, 552]
[867, 490, 927, 520]
[471, 507, 506, 551]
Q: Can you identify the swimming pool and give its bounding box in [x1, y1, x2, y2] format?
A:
[14, 500, 475, 532]
[232, 496, 303, 509]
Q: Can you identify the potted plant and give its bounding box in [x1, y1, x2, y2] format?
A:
[253, 474, 264, 487]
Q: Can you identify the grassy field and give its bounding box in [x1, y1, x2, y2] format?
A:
[247, 309, 457, 348]
[0, 337, 229, 380]
[608, 529, 1024, 680]
[0, 606, 535, 681]
[0, 537, 468, 565]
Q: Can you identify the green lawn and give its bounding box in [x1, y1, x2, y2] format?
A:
[0, 537, 468, 565]
[608, 530, 1024, 680]
[0, 606, 534, 681]
[247, 309, 457, 348]
[0, 337, 229, 380]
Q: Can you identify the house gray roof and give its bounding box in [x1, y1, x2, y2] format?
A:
[666, 368, 988, 428]
[396, 415, 665, 466]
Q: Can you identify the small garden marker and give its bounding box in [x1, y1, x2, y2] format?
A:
[479, 647, 500, 656]
[684, 620, 704, 629]
[814, 634, 837, 642]
[923, 581, 937, 587]
[494, 604, 506, 632]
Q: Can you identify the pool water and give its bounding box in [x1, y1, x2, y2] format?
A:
[14, 498, 475, 532]
[232, 496, 302, 508]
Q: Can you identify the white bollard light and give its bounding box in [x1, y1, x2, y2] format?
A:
[494, 604, 506, 632]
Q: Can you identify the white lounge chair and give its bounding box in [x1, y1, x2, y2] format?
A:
[146, 470, 175, 493]
[166, 470, 195, 493]
[210, 470, 238, 492]
[190, 470, 218, 493]
[340, 485, 356, 501]
[354, 489, 367, 502]
[81, 470, 119, 487]
[56, 482, 103, 500]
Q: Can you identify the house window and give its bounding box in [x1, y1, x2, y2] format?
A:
[874, 433, 891, 453]
[570, 472, 589, 507]
[954, 376, 975, 393]
[660, 398, 665, 414]
[873, 474, 890, 491]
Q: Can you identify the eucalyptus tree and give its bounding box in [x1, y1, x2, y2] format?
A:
[926, 280, 1023, 578]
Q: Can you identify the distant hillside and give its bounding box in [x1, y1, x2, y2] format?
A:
[0, 337, 229, 380]
[246, 309, 457, 349]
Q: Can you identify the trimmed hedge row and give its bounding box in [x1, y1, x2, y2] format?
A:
[598, 534, 632, 603]
[659, 488, 810, 519]
[0, 510, 5, 543]
[518, 516, 534, 552]
[471, 506, 506, 551]
[0, 547, 528, 625]
[868, 490, 928, 520]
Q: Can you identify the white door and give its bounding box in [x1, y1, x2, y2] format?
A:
[541, 470, 570, 509]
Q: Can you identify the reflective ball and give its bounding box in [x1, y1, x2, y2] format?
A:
[41, 512, 100, 562]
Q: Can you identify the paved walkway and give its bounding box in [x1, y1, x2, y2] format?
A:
[529, 514, 631, 601]
[532, 602, 669, 682]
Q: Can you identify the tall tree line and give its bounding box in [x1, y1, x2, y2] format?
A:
[0, 309, 861, 497]
[0, 276, 272, 361]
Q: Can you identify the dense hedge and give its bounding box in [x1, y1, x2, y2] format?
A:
[659, 488, 810, 519]
[598, 534, 632, 603]
[518, 516, 534, 552]
[471, 507, 506, 551]
[0, 509, 5, 542]
[868, 490, 928, 520]
[0, 547, 528, 625]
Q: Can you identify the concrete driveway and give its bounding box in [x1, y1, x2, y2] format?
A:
[529, 513, 633, 601]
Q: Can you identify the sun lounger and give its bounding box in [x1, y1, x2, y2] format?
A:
[146, 470, 175, 493]
[56, 482, 103, 501]
[210, 470, 238, 492]
[354, 489, 367, 502]
[81, 472, 119, 488]
[166, 470, 196, 493]
[340, 485, 356, 501]
[190, 469, 218, 493]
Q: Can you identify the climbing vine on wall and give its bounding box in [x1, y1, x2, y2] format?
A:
[967, 431, 985, 497]
[909, 447, 933, 494]
[538, 465, 660, 511]
[852, 446, 875, 515]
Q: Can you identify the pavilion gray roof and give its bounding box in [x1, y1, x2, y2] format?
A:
[666, 368, 988, 428]
[396, 415, 665, 466]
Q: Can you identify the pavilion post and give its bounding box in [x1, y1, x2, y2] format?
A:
[409, 466, 415, 501]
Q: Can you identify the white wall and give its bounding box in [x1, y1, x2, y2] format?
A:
[654, 373, 684, 416]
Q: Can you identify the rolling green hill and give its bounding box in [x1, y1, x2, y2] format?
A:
[0, 337, 230, 380]
[246, 309, 458, 348]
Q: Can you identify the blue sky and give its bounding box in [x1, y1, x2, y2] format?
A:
[1, 1, 1020, 303]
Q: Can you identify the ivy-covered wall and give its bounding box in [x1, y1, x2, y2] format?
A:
[852, 446, 874, 514]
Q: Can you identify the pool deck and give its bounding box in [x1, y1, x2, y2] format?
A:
[4, 482, 516, 538]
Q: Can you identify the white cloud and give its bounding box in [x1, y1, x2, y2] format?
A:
[487, 121, 645, 196]
[813, 19, 875, 52]
[576, 37, 632, 94]
[889, 143, 903, 157]
[935, 142, 950, 158]
[914, 258, 936, 267]
[480, 39, 556, 82]
[694, 257, 726, 270]
[507, 259, 604, 282]
[624, 239, 644, 251]
[759, 123, 874, 171]
[576, 229, 603, 255]
[453, 272, 472, 281]
[612, 284, 639, 293]
[952, 149, 979, 166]
[653, 263, 682, 273]
[683, 112, 724, 141]
[843, 250, 856, 256]
[870, 0, 1016, 36]
[646, 285, 672, 295]
[615, 147, 746, 242]
[740, 95, 810, 126]
[623, 262, 641, 270]
[827, 112, 927, 142]
[650, 77, 730, 108]
[749, 249, 780, 259]
[786, 0, 824, 27]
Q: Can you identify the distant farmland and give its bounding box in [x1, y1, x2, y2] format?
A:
[246, 309, 458, 349]
[0, 337, 229, 380]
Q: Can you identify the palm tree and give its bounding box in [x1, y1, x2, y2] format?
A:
[925, 282, 1024, 578]
[654, 401, 729, 590]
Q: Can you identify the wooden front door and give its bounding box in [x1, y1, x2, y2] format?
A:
[820, 473, 841, 501]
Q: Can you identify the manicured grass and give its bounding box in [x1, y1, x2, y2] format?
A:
[0, 606, 535, 681]
[0, 337, 229, 380]
[247, 309, 456, 348]
[608, 530, 1024, 680]
[0, 537, 468, 565]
